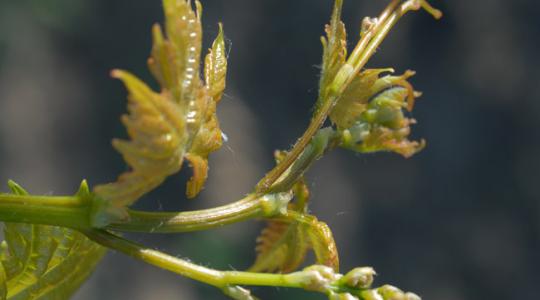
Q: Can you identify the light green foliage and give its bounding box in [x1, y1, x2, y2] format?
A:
[93, 0, 227, 226]
[251, 216, 312, 273]
[336, 69, 425, 157]
[320, 0, 426, 158]
[251, 178, 339, 273]
[0, 182, 105, 300]
[0, 0, 442, 299]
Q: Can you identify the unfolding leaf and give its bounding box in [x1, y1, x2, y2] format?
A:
[184, 153, 208, 198]
[338, 70, 424, 157]
[318, 0, 347, 101]
[250, 150, 310, 273]
[249, 218, 309, 273]
[330, 68, 393, 129]
[185, 17, 227, 198]
[250, 213, 339, 274]
[150, 0, 202, 114]
[1, 181, 106, 300]
[204, 23, 227, 103]
[94, 0, 228, 222]
[250, 172, 339, 273]
[94, 70, 187, 211]
[292, 177, 309, 213]
[185, 85, 223, 198]
[307, 219, 339, 272]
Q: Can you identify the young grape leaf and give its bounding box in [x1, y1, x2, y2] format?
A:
[204, 23, 227, 103]
[249, 217, 310, 273]
[1, 181, 106, 300]
[93, 0, 228, 224]
[94, 70, 188, 208]
[250, 215, 339, 273]
[318, 0, 347, 102]
[330, 68, 394, 129]
[250, 174, 339, 273]
[249, 152, 310, 273]
[307, 220, 339, 272]
[186, 26, 227, 197]
[335, 69, 425, 157]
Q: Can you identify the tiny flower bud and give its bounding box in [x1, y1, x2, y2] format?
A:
[222, 286, 257, 300]
[378, 284, 406, 300]
[329, 292, 358, 300]
[340, 267, 376, 289]
[405, 292, 421, 300]
[300, 265, 338, 292]
[360, 289, 384, 300]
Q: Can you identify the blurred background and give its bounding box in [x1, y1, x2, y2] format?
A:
[0, 0, 538, 299]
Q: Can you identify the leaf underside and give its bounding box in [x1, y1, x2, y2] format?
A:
[1, 182, 105, 300]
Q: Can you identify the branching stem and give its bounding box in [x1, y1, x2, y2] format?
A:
[0, 2, 442, 299]
[255, 0, 441, 194]
[0, 1, 441, 237]
[113, 195, 263, 233]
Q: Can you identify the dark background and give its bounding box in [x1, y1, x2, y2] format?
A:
[0, 0, 539, 299]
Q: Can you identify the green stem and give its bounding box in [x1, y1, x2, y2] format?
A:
[268, 127, 340, 193]
[254, 97, 338, 193]
[82, 229, 224, 287]
[109, 127, 339, 233]
[0, 193, 90, 229]
[111, 195, 263, 233]
[332, 0, 441, 97]
[0, 129, 337, 235]
[81, 229, 333, 292]
[0, 193, 266, 234]
[0, 192, 286, 234]
[0, 1, 439, 236]
[255, 0, 441, 195]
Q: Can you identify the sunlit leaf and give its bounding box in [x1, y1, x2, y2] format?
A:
[250, 163, 339, 273]
[307, 219, 339, 272]
[1, 181, 105, 300]
[330, 68, 393, 129]
[249, 217, 310, 273]
[93, 0, 228, 222]
[251, 211, 339, 274]
[185, 77, 224, 198]
[337, 69, 424, 157]
[94, 70, 187, 210]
